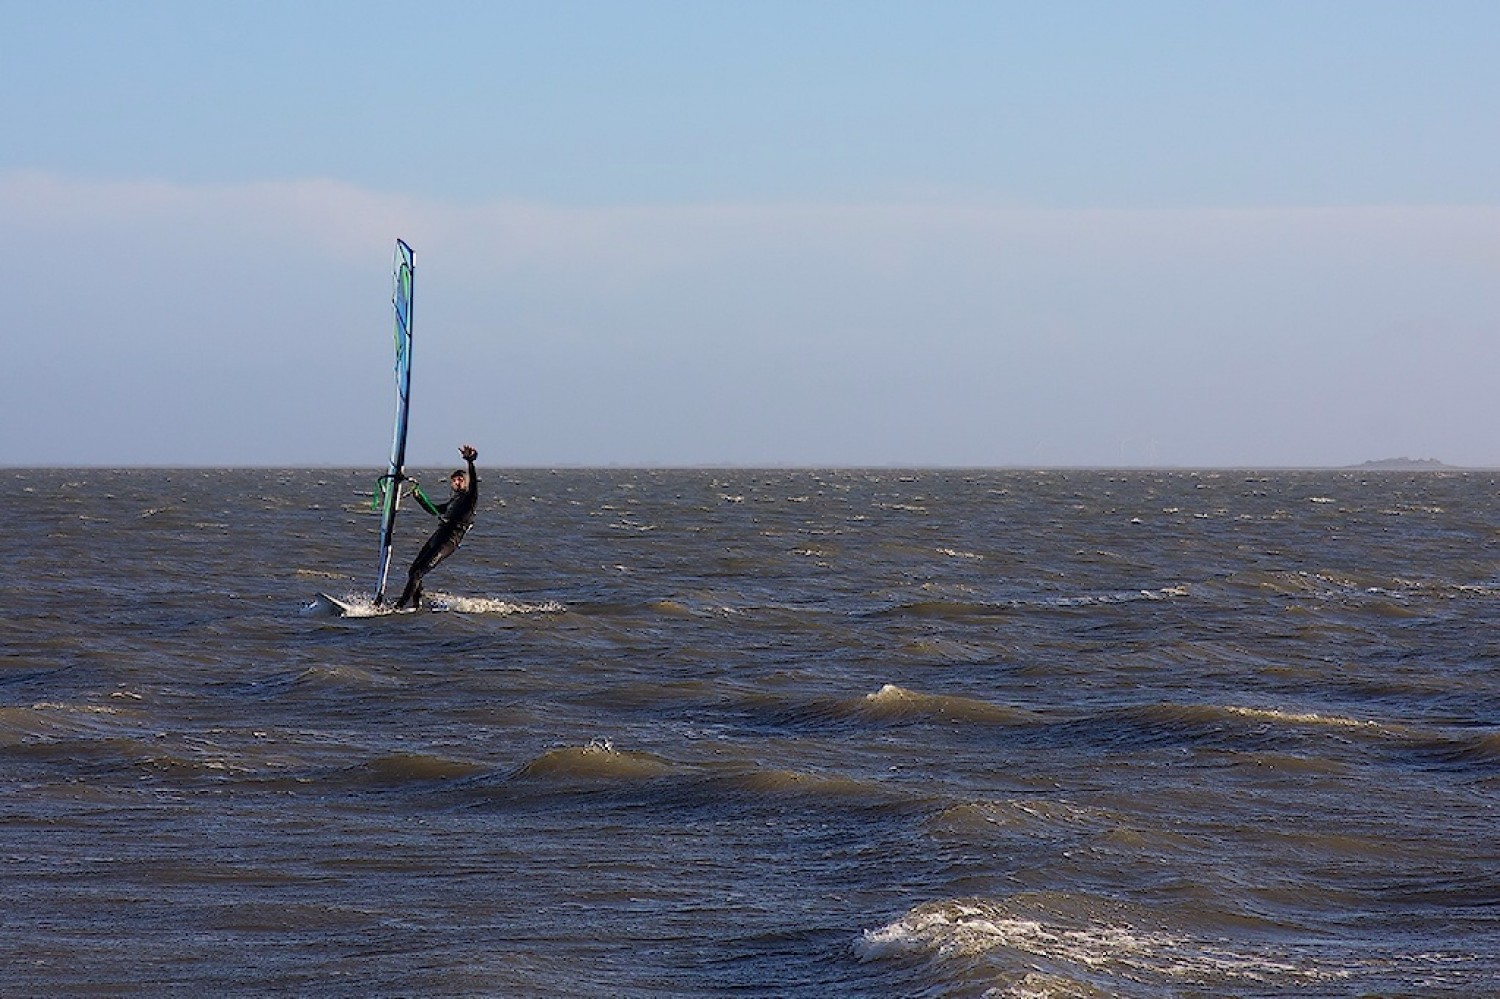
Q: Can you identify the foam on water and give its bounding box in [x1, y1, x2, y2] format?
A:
[856, 897, 1354, 991]
[429, 592, 568, 615]
[1222, 704, 1382, 731]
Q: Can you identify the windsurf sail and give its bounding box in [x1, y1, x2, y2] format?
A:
[373, 239, 415, 604]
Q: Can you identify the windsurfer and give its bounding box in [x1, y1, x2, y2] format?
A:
[395, 444, 479, 610]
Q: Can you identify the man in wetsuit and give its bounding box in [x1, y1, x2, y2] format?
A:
[396, 444, 479, 610]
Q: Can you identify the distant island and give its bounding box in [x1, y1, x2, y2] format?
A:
[1349, 457, 1452, 470]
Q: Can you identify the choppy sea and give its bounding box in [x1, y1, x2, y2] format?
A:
[2, 467, 1497, 997]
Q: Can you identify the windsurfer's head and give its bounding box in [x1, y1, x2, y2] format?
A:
[450, 470, 467, 491]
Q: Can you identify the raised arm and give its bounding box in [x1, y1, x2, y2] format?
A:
[459, 444, 479, 496]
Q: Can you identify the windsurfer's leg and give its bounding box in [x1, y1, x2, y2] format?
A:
[396, 528, 461, 609]
[396, 569, 423, 610]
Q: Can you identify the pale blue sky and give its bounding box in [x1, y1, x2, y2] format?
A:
[3, 1, 1497, 466]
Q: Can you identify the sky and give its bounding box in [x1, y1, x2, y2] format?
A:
[2, 0, 1497, 468]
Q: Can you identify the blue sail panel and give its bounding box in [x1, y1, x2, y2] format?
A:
[374, 239, 415, 603]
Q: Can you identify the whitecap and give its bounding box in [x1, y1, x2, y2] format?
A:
[856, 897, 1352, 987]
[428, 593, 567, 615]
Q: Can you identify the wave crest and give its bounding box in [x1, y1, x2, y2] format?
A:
[860, 684, 1034, 725]
[514, 742, 674, 781]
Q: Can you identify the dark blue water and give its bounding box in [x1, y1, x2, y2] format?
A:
[2, 468, 1496, 996]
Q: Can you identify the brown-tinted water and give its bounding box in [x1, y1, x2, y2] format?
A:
[2, 468, 1497, 996]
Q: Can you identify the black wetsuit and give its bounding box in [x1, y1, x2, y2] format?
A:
[396, 455, 478, 609]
